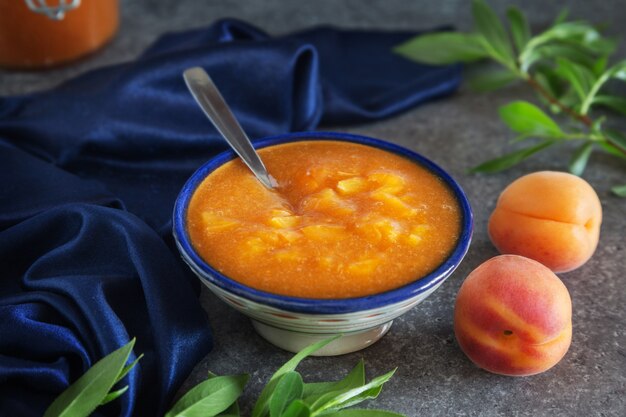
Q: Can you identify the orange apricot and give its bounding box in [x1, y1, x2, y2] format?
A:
[488, 171, 602, 273]
[454, 255, 572, 376]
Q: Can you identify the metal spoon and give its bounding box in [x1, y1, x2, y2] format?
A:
[183, 67, 276, 189]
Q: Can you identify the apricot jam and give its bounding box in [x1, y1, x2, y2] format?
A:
[0, 0, 119, 69]
[187, 140, 461, 299]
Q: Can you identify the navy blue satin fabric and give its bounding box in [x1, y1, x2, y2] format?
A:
[0, 19, 461, 416]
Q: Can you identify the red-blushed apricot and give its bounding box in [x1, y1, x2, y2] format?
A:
[488, 171, 602, 273]
[454, 255, 572, 376]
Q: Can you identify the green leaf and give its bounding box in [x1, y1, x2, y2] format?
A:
[309, 369, 396, 415]
[303, 360, 365, 401]
[99, 351, 142, 406]
[43, 339, 137, 417]
[521, 43, 595, 72]
[218, 396, 240, 417]
[472, 0, 515, 66]
[252, 336, 340, 417]
[611, 184, 626, 197]
[325, 385, 384, 412]
[604, 129, 626, 153]
[270, 372, 304, 417]
[506, 7, 531, 52]
[533, 65, 566, 100]
[520, 21, 610, 64]
[568, 142, 594, 176]
[598, 141, 626, 160]
[580, 60, 626, 114]
[525, 22, 598, 50]
[470, 140, 555, 173]
[592, 95, 626, 116]
[114, 353, 143, 385]
[610, 60, 626, 80]
[553, 8, 569, 25]
[588, 36, 617, 56]
[322, 410, 406, 417]
[165, 374, 249, 417]
[467, 69, 518, 92]
[591, 116, 606, 134]
[280, 400, 311, 417]
[393, 32, 488, 65]
[559, 89, 582, 110]
[555, 57, 597, 101]
[592, 55, 609, 75]
[272, 336, 341, 382]
[100, 386, 129, 406]
[206, 373, 242, 417]
[498, 101, 562, 136]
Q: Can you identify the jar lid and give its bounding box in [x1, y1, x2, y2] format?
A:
[24, 0, 81, 20]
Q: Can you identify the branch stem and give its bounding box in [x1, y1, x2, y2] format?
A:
[525, 77, 594, 126]
[521, 74, 626, 156]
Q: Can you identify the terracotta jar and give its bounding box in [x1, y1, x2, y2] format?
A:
[0, 0, 119, 69]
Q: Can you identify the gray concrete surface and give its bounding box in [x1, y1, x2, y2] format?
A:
[2, 1, 624, 416]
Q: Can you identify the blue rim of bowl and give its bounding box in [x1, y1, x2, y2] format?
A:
[173, 131, 473, 314]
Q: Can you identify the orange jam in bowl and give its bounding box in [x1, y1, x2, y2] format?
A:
[187, 140, 461, 298]
[182, 135, 470, 300]
[174, 132, 473, 354]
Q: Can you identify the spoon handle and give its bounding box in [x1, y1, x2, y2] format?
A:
[183, 67, 275, 189]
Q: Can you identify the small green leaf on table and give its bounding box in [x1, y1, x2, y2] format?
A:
[100, 386, 130, 406]
[280, 400, 311, 417]
[114, 353, 143, 387]
[506, 6, 530, 52]
[309, 368, 396, 415]
[598, 141, 626, 160]
[470, 140, 555, 173]
[521, 43, 596, 73]
[533, 67, 565, 101]
[43, 338, 138, 417]
[608, 59, 626, 81]
[553, 8, 569, 25]
[569, 142, 594, 176]
[472, 0, 515, 66]
[393, 32, 488, 65]
[165, 374, 249, 417]
[592, 55, 609, 75]
[555, 57, 597, 101]
[269, 372, 304, 417]
[499, 101, 562, 136]
[468, 69, 518, 92]
[592, 95, 626, 116]
[580, 60, 626, 114]
[303, 359, 365, 400]
[604, 129, 626, 153]
[525, 21, 600, 53]
[251, 336, 340, 417]
[207, 370, 242, 416]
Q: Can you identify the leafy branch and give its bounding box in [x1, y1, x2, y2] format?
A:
[44, 336, 405, 417]
[394, 0, 626, 196]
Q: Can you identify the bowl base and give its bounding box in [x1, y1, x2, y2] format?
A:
[251, 320, 393, 356]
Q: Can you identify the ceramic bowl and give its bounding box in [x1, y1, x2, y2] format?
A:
[173, 131, 473, 355]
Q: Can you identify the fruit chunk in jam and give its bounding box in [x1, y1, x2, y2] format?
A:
[187, 140, 461, 299]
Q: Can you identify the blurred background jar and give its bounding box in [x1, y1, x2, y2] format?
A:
[0, 0, 119, 69]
